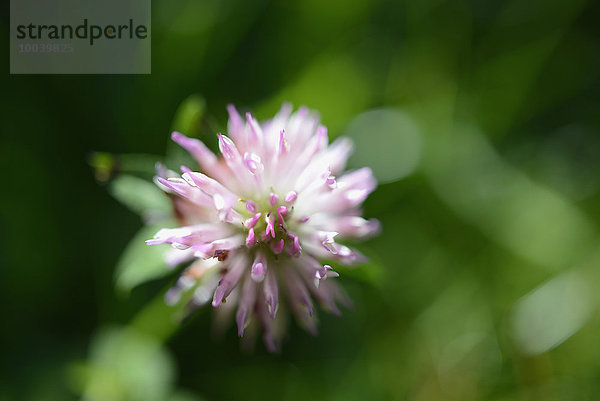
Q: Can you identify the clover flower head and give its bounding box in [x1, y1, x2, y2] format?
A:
[148, 103, 380, 351]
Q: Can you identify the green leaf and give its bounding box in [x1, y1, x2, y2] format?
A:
[75, 326, 176, 401]
[115, 224, 175, 294]
[167, 94, 209, 169]
[109, 175, 171, 219]
[171, 94, 206, 137]
[117, 153, 164, 176]
[89, 152, 162, 182]
[330, 246, 385, 288]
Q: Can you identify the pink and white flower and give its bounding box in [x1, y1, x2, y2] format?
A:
[149, 104, 380, 350]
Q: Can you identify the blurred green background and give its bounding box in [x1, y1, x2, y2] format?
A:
[2, 0, 600, 400]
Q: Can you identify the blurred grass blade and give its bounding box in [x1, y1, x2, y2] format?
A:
[511, 270, 593, 355]
[258, 53, 372, 135]
[471, 34, 560, 135]
[427, 125, 595, 270]
[469, 0, 587, 135]
[415, 280, 502, 383]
